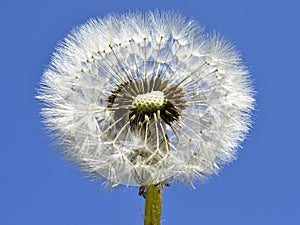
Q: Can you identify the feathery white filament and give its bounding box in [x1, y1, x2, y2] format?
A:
[37, 11, 254, 187]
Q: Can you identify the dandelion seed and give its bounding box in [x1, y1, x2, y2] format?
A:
[37, 11, 254, 188]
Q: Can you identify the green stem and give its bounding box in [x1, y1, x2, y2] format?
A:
[144, 184, 162, 225]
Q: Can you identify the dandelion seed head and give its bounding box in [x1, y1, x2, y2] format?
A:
[37, 10, 255, 187]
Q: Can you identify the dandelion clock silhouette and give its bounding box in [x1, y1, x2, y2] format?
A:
[37, 10, 254, 225]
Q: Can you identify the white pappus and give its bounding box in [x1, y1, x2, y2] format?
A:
[37, 10, 255, 188]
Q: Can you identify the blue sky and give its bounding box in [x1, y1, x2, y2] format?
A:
[1, 0, 300, 224]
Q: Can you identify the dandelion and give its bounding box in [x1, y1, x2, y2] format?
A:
[37, 10, 254, 225]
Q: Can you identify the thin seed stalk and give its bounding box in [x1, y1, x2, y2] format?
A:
[144, 184, 162, 225]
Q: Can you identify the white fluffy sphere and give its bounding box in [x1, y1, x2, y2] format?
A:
[38, 11, 254, 187]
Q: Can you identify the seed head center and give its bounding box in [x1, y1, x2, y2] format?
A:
[132, 91, 165, 114]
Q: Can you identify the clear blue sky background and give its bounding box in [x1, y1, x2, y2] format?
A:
[1, 0, 299, 224]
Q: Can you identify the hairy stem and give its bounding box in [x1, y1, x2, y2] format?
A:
[144, 184, 162, 225]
